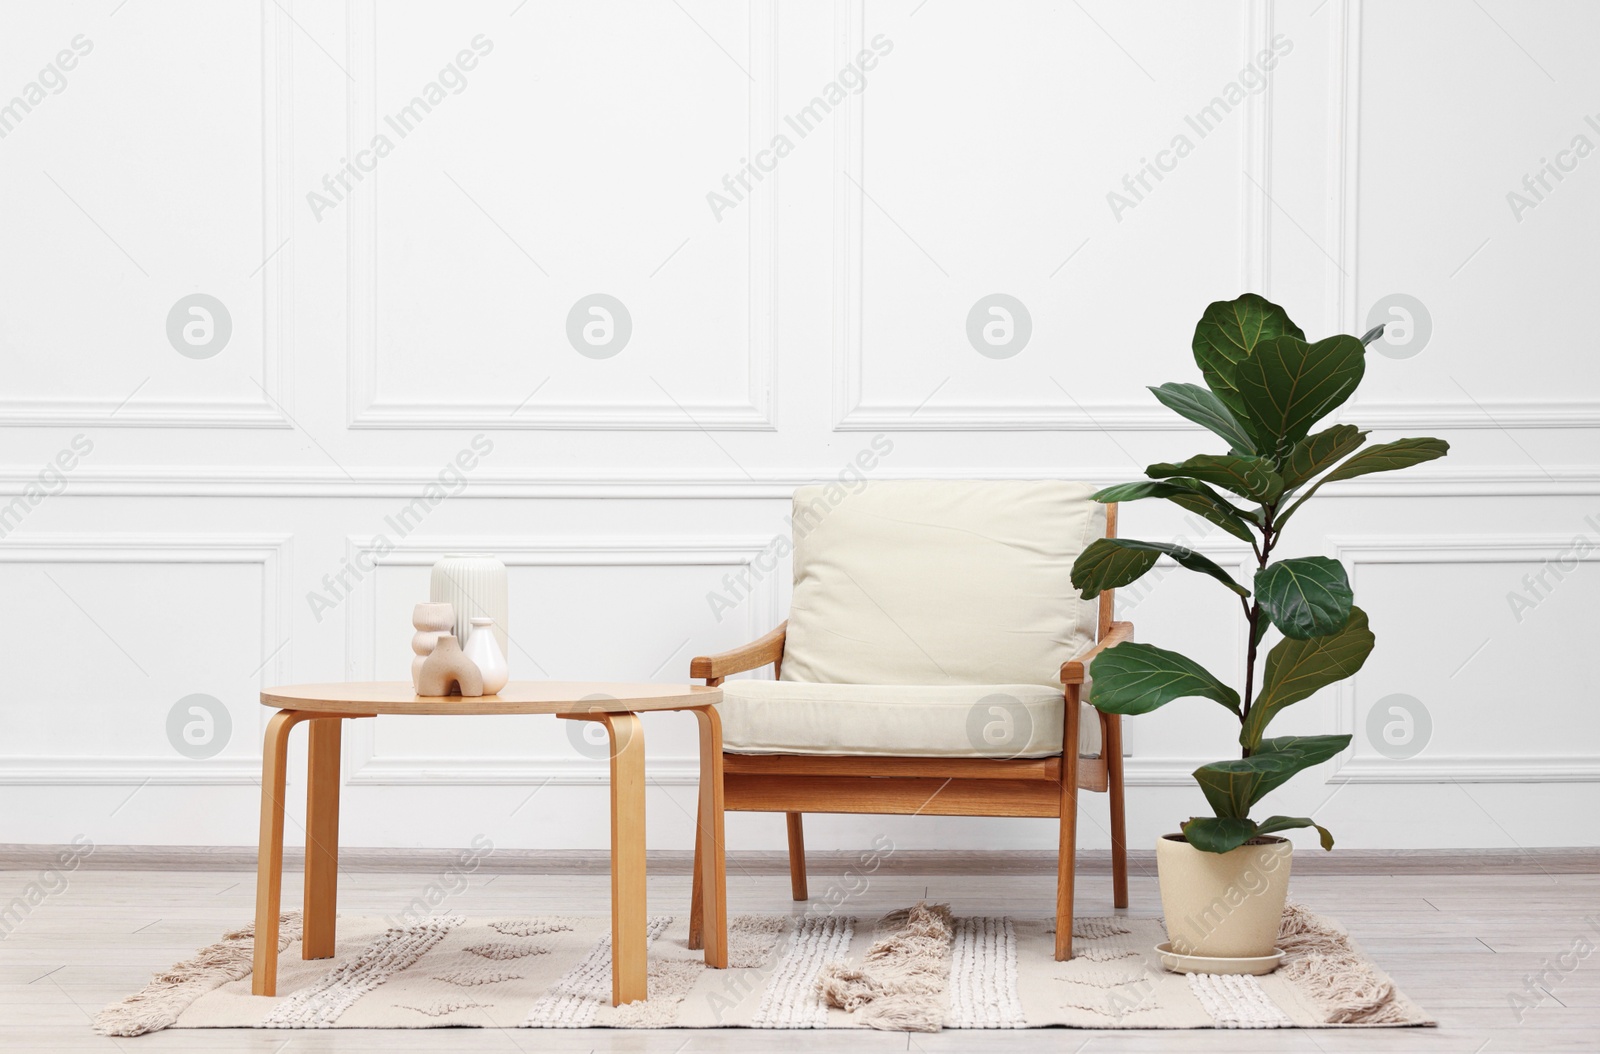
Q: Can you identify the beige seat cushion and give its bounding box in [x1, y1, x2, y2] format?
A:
[781, 479, 1104, 690]
[719, 679, 1102, 759]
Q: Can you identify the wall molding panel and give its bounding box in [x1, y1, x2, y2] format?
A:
[344, 0, 777, 430]
[1323, 0, 1600, 431]
[1327, 534, 1600, 784]
[0, 533, 293, 785]
[833, 1, 1282, 434]
[0, 1, 292, 429]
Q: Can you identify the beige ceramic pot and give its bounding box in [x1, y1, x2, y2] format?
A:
[1156, 833, 1292, 958]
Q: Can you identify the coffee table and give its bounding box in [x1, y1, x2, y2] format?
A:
[252, 681, 726, 1006]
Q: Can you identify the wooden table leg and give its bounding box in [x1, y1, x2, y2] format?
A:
[688, 796, 704, 951]
[602, 712, 647, 1005]
[691, 705, 727, 968]
[253, 711, 306, 996]
[303, 718, 342, 959]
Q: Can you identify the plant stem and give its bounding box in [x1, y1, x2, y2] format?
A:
[1240, 512, 1277, 757]
[1240, 605, 1259, 757]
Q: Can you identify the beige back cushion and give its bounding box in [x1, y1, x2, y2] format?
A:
[781, 480, 1105, 688]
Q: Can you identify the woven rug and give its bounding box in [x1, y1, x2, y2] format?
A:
[96, 903, 1431, 1034]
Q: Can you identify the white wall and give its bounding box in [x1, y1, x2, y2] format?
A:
[1, 0, 1596, 855]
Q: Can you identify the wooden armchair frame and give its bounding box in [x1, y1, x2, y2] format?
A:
[687, 504, 1130, 960]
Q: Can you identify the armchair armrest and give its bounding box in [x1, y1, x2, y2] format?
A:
[690, 621, 787, 681]
[1060, 621, 1134, 685]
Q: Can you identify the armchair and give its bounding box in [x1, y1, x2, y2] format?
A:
[688, 480, 1130, 960]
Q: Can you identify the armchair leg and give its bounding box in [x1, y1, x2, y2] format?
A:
[1106, 714, 1129, 910]
[1057, 688, 1083, 961]
[1057, 782, 1080, 959]
[785, 812, 808, 901]
[690, 709, 727, 967]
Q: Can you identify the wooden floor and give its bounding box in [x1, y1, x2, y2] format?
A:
[2, 859, 1597, 1052]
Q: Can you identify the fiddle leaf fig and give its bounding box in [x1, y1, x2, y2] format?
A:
[1180, 816, 1262, 854]
[1241, 608, 1375, 750]
[1191, 293, 1305, 442]
[1085, 295, 1447, 852]
[1164, 489, 1262, 543]
[1255, 815, 1336, 851]
[1091, 479, 1257, 544]
[1071, 538, 1250, 600]
[1148, 382, 1256, 454]
[1148, 454, 1285, 504]
[1233, 334, 1366, 458]
[1193, 755, 1300, 818]
[1087, 642, 1240, 717]
[1181, 815, 1335, 853]
[1190, 736, 1350, 822]
[1282, 425, 1367, 492]
[1321, 436, 1452, 485]
[1278, 437, 1450, 527]
[1255, 557, 1353, 640]
[1250, 735, 1352, 800]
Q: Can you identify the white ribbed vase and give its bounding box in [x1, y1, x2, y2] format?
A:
[429, 554, 508, 660]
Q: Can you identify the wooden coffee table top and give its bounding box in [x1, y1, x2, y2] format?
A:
[260, 681, 722, 716]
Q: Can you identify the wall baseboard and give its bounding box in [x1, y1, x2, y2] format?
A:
[3, 844, 1594, 876]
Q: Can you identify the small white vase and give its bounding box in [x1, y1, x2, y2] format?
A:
[463, 617, 509, 694]
[430, 554, 508, 658]
[411, 602, 455, 690]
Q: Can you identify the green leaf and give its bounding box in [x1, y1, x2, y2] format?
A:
[1091, 480, 1183, 503]
[1148, 382, 1256, 454]
[1281, 425, 1367, 492]
[1321, 437, 1451, 485]
[1241, 608, 1375, 749]
[1072, 538, 1251, 599]
[1191, 294, 1305, 432]
[1092, 479, 1257, 544]
[1277, 437, 1450, 528]
[1181, 816, 1261, 854]
[1190, 741, 1348, 819]
[1148, 454, 1285, 504]
[1254, 815, 1336, 850]
[1193, 755, 1301, 818]
[1249, 734, 1353, 801]
[1255, 557, 1353, 640]
[1071, 538, 1158, 596]
[1233, 334, 1367, 458]
[1255, 734, 1352, 765]
[1087, 642, 1240, 717]
[1183, 813, 1337, 853]
[1164, 490, 1260, 545]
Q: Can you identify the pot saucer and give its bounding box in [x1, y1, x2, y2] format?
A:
[1155, 942, 1285, 976]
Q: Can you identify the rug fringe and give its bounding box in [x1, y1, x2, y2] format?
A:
[93, 912, 303, 1036]
[816, 902, 953, 1032]
[1278, 902, 1414, 1025]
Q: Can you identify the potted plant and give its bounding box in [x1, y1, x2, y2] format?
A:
[1069, 293, 1449, 965]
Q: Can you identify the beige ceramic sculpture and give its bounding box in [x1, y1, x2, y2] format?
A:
[411, 602, 455, 689]
[415, 635, 483, 697]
